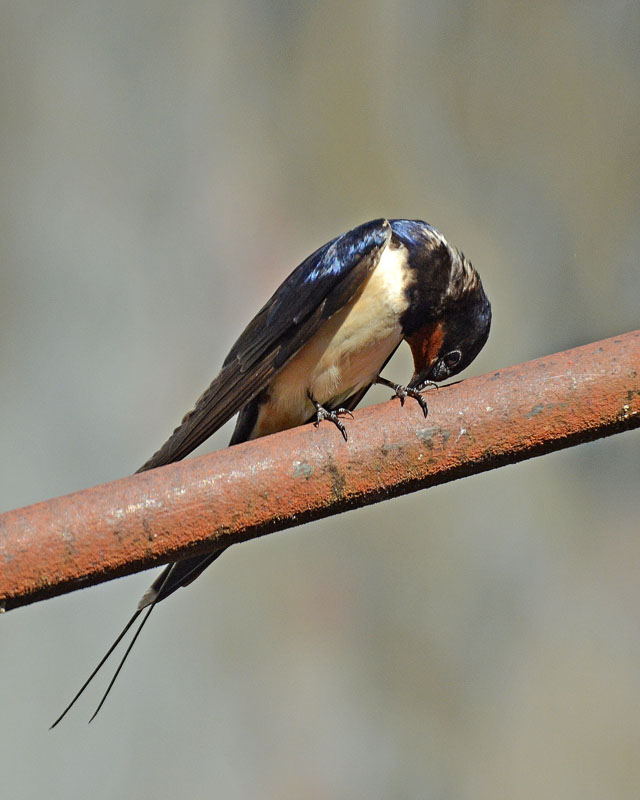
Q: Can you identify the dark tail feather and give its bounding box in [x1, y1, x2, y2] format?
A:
[49, 607, 143, 729]
[137, 549, 227, 610]
[50, 549, 227, 727]
[50, 562, 176, 729]
[87, 594, 160, 723]
[86, 550, 228, 722]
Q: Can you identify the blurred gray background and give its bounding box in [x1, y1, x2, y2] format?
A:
[2, 2, 639, 799]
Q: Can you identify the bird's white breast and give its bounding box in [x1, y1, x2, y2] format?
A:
[251, 241, 410, 437]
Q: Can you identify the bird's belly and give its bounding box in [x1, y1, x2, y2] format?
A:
[250, 245, 408, 438]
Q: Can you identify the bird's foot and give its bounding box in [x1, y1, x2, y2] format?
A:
[375, 376, 435, 418]
[308, 394, 353, 441]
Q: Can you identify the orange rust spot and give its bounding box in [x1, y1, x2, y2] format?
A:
[406, 319, 445, 375]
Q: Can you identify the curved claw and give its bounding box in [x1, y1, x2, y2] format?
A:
[394, 385, 429, 417]
[376, 377, 431, 418]
[309, 395, 352, 441]
[416, 380, 438, 393]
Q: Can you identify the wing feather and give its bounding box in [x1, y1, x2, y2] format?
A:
[137, 218, 391, 472]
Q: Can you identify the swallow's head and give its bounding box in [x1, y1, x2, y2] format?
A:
[391, 220, 491, 388]
[406, 283, 491, 389]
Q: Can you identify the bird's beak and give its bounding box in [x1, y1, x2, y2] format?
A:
[408, 358, 444, 389]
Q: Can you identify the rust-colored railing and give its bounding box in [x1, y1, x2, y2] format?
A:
[1, 330, 639, 612]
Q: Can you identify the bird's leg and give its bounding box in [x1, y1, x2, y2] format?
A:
[307, 392, 353, 441]
[374, 375, 436, 418]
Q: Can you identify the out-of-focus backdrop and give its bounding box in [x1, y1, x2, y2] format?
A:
[2, 3, 639, 798]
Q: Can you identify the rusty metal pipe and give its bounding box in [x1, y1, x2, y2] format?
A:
[1, 330, 639, 612]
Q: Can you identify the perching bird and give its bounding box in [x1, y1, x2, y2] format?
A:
[51, 217, 491, 726]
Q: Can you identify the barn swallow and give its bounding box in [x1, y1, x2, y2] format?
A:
[51, 217, 491, 727]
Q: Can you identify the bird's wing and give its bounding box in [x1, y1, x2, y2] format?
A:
[137, 218, 392, 471]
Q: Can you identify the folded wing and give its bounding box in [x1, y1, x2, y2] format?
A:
[137, 218, 392, 472]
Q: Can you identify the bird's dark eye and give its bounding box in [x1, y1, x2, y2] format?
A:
[443, 350, 461, 368]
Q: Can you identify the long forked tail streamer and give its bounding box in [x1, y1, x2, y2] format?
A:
[87, 599, 159, 723]
[49, 607, 143, 729]
[50, 562, 178, 728]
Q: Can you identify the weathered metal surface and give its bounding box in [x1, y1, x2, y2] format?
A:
[1, 330, 639, 611]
